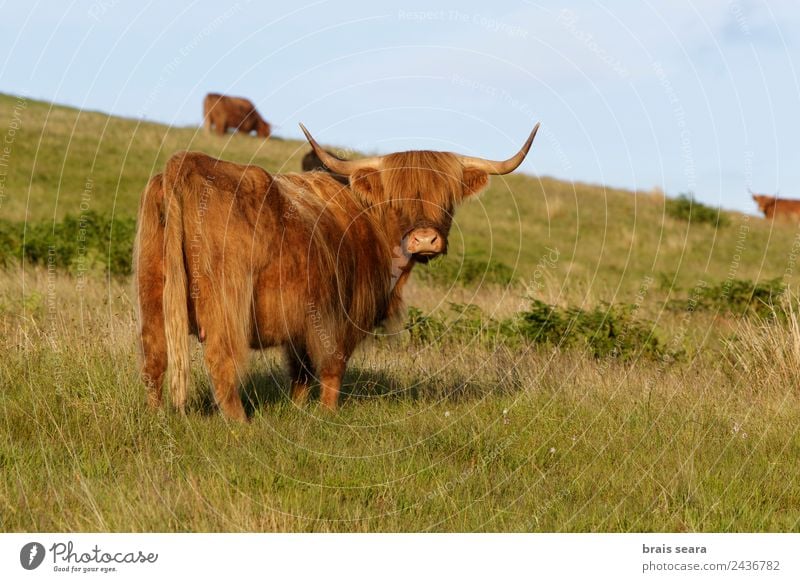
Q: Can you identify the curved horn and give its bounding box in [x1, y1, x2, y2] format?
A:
[299, 123, 383, 175]
[458, 123, 540, 175]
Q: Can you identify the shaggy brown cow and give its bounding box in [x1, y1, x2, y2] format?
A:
[134, 123, 539, 420]
[751, 190, 800, 221]
[301, 148, 348, 184]
[203, 93, 270, 138]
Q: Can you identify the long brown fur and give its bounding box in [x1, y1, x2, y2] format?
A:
[135, 148, 491, 419]
[133, 175, 167, 409]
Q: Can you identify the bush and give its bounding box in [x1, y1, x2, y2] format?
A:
[665, 193, 728, 227]
[406, 300, 669, 361]
[668, 278, 786, 318]
[515, 300, 665, 360]
[0, 211, 136, 276]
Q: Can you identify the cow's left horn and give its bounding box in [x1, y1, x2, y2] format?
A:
[459, 122, 540, 175]
[299, 123, 383, 175]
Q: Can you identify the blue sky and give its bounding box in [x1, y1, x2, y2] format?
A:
[1, 0, 798, 213]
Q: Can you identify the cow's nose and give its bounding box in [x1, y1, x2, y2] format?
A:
[405, 228, 444, 256]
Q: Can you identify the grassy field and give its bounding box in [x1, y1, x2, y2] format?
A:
[1, 94, 800, 531]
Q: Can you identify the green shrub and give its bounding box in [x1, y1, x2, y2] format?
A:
[406, 300, 668, 361]
[406, 306, 448, 344]
[665, 193, 728, 227]
[668, 278, 786, 318]
[0, 211, 136, 276]
[515, 300, 665, 360]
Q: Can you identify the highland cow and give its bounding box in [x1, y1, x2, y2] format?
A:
[134, 122, 539, 420]
[203, 93, 270, 138]
[751, 190, 800, 221]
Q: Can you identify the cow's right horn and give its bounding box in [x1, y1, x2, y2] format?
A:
[458, 123, 540, 175]
[299, 123, 383, 175]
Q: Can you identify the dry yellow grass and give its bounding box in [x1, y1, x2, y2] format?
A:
[1, 268, 799, 532]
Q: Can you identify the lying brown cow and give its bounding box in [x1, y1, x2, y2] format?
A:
[751, 191, 800, 221]
[134, 122, 539, 420]
[203, 93, 270, 138]
[301, 148, 348, 184]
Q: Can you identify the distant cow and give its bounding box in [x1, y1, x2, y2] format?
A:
[301, 148, 348, 184]
[203, 93, 270, 138]
[751, 190, 800, 221]
[134, 122, 539, 420]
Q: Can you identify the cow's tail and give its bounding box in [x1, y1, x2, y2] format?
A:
[163, 164, 191, 411]
[133, 174, 168, 407]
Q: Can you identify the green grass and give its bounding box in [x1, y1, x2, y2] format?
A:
[2, 93, 799, 299]
[2, 271, 798, 531]
[1, 94, 800, 532]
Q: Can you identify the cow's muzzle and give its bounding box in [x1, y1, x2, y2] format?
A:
[404, 227, 445, 258]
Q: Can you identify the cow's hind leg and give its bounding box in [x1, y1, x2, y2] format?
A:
[194, 279, 251, 422]
[140, 322, 167, 409]
[202, 328, 249, 422]
[138, 272, 167, 408]
[285, 345, 315, 405]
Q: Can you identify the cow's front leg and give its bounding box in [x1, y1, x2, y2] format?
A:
[319, 356, 346, 410]
[285, 345, 314, 405]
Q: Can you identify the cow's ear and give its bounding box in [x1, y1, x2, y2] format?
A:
[461, 167, 489, 199]
[350, 167, 385, 205]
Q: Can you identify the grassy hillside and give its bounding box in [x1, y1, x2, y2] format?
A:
[1, 93, 798, 299]
[1, 94, 800, 532]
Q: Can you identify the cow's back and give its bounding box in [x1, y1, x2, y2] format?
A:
[164, 153, 391, 351]
[204, 94, 256, 125]
[773, 199, 800, 220]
